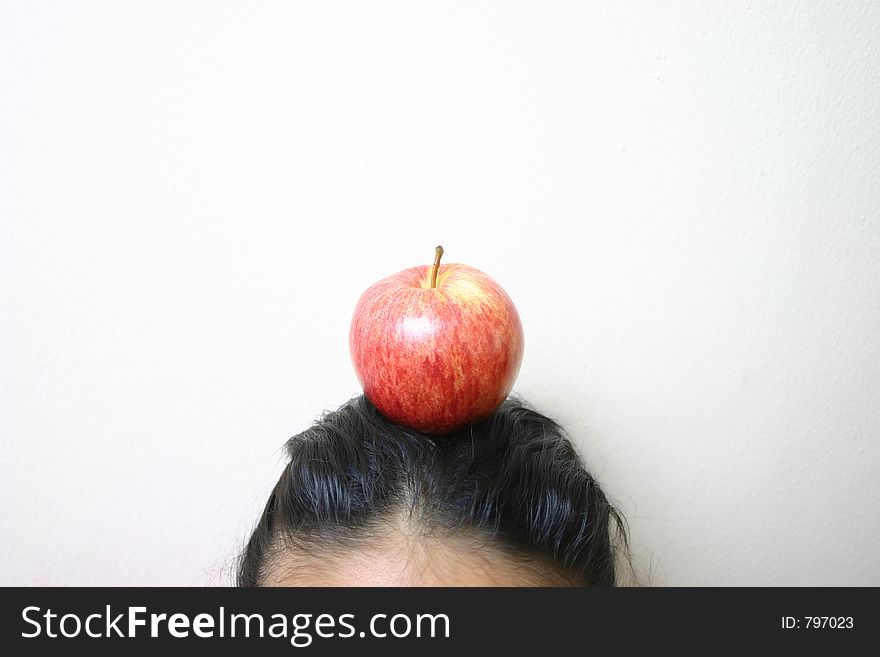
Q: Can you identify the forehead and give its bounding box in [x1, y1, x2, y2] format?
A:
[260, 534, 577, 587]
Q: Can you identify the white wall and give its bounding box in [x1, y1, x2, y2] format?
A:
[2, 1, 878, 586]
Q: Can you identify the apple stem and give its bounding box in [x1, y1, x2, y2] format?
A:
[430, 245, 444, 288]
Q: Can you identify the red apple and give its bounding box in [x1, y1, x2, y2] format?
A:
[349, 246, 524, 435]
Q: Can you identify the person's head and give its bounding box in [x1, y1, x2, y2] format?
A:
[238, 395, 629, 586]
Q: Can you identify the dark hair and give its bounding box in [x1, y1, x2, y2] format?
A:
[238, 394, 629, 586]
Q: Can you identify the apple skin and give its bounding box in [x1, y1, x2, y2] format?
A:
[349, 262, 524, 435]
